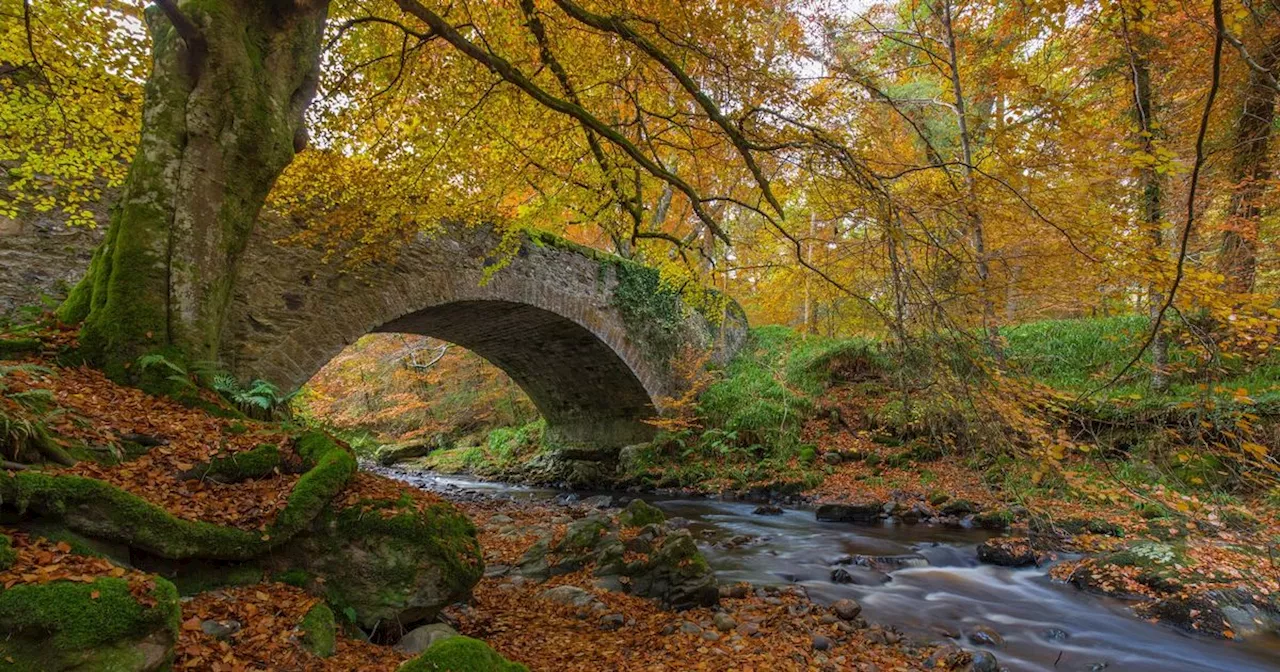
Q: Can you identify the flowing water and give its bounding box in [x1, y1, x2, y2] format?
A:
[389, 470, 1280, 672]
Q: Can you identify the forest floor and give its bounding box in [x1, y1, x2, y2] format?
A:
[0, 331, 942, 671]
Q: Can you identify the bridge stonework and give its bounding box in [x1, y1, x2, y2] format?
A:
[224, 217, 747, 452]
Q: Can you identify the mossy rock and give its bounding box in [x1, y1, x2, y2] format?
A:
[0, 430, 355, 560]
[555, 516, 610, 554]
[0, 575, 180, 671]
[0, 338, 41, 359]
[184, 443, 287, 483]
[621, 529, 717, 610]
[972, 509, 1014, 530]
[298, 603, 336, 658]
[939, 499, 977, 516]
[617, 499, 664, 528]
[1032, 516, 1123, 538]
[398, 636, 527, 672]
[17, 520, 133, 565]
[0, 534, 14, 569]
[271, 496, 483, 629]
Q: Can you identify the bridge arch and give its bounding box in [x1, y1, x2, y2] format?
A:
[223, 218, 746, 449]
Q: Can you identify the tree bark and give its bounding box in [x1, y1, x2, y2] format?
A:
[939, 0, 1002, 361]
[1218, 27, 1280, 293]
[59, 0, 329, 380]
[1121, 6, 1169, 392]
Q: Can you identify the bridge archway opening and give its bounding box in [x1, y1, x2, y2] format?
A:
[375, 300, 658, 446]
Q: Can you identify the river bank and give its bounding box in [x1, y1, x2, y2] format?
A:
[380, 465, 1280, 672]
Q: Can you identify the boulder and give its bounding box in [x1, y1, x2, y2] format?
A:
[298, 604, 335, 658]
[832, 598, 862, 620]
[976, 538, 1040, 567]
[624, 529, 718, 610]
[752, 505, 783, 516]
[0, 575, 181, 672]
[816, 502, 883, 523]
[272, 496, 483, 630]
[398, 636, 527, 672]
[375, 437, 444, 466]
[967, 625, 1004, 648]
[539, 585, 601, 608]
[618, 499, 665, 528]
[396, 623, 460, 655]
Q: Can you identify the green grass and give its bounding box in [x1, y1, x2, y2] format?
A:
[1002, 315, 1280, 402]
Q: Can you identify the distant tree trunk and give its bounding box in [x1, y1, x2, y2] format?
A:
[59, 1, 330, 380]
[1218, 28, 1280, 293]
[939, 0, 1002, 361]
[1121, 6, 1169, 392]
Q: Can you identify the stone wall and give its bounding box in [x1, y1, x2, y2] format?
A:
[0, 194, 105, 317]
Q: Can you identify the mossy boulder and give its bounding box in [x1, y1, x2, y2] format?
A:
[1068, 541, 1191, 597]
[622, 529, 718, 610]
[554, 516, 610, 554]
[376, 437, 445, 466]
[398, 636, 527, 672]
[298, 603, 336, 658]
[0, 575, 180, 671]
[618, 499, 665, 528]
[272, 497, 483, 630]
[0, 430, 355, 561]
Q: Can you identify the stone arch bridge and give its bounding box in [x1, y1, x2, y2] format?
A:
[224, 218, 747, 450]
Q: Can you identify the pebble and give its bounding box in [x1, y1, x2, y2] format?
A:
[832, 598, 862, 620]
[713, 612, 736, 632]
[702, 631, 721, 642]
[1042, 628, 1070, 642]
[200, 619, 241, 640]
[679, 621, 702, 635]
[736, 622, 760, 637]
[812, 635, 833, 651]
[598, 613, 625, 631]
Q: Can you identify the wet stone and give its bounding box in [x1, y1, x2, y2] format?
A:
[967, 625, 1005, 648]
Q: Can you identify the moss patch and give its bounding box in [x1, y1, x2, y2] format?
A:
[0, 338, 41, 359]
[186, 443, 284, 482]
[0, 575, 179, 671]
[399, 636, 527, 672]
[298, 603, 336, 658]
[0, 430, 354, 560]
[618, 499, 664, 528]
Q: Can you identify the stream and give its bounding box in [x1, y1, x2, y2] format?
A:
[385, 469, 1280, 672]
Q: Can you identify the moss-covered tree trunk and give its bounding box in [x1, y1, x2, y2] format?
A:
[58, 0, 329, 379]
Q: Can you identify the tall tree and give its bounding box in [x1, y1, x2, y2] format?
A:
[1218, 6, 1279, 293]
[58, 0, 331, 378]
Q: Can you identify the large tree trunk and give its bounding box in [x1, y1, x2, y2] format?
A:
[1218, 28, 1280, 293]
[58, 0, 329, 379]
